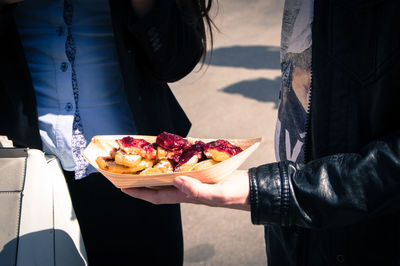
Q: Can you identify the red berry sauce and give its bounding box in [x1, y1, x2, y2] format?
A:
[156, 132, 190, 151]
[204, 139, 243, 156]
[119, 136, 155, 153]
[175, 141, 204, 169]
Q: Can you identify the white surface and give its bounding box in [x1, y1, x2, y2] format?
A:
[17, 150, 87, 266]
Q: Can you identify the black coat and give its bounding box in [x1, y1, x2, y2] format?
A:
[250, 0, 400, 265]
[0, 0, 201, 149]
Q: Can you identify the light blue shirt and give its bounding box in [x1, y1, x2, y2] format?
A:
[15, 0, 137, 174]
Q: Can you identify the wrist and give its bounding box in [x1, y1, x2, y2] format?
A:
[220, 170, 251, 211]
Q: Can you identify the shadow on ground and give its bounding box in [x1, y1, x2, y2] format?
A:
[184, 243, 215, 263]
[221, 77, 281, 108]
[207, 45, 280, 69]
[0, 229, 85, 266]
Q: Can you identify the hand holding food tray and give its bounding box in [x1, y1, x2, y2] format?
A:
[82, 132, 262, 188]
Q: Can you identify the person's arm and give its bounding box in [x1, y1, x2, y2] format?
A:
[123, 170, 251, 211]
[122, 0, 203, 82]
[123, 131, 400, 229]
[250, 131, 400, 229]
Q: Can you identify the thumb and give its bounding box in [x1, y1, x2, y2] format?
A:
[173, 176, 203, 200]
[173, 176, 221, 205]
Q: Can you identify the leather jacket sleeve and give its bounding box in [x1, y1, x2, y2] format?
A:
[249, 131, 400, 229]
[121, 0, 203, 83]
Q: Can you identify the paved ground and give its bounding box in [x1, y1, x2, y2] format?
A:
[169, 1, 285, 265]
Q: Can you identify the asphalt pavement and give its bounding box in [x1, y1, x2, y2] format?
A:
[169, 1, 285, 265]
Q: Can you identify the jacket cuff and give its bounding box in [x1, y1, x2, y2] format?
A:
[249, 162, 289, 226]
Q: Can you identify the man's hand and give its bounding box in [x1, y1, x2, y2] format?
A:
[130, 0, 156, 18]
[122, 170, 251, 211]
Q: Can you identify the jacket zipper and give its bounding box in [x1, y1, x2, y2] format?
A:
[295, 70, 312, 266]
[304, 70, 313, 164]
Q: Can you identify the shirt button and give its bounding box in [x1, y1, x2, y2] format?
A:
[336, 254, 345, 263]
[56, 26, 65, 36]
[65, 103, 73, 112]
[60, 62, 68, 72]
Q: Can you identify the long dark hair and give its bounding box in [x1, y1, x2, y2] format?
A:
[177, 0, 218, 66]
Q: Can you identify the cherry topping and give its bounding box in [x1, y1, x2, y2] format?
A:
[156, 132, 190, 151]
[175, 142, 204, 168]
[204, 139, 243, 156]
[119, 136, 155, 154]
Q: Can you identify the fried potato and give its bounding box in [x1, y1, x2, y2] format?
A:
[175, 155, 199, 173]
[131, 158, 155, 172]
[153, 159, 174, 173]
[96, 156, 138, 174]
[114, 150, 142, 168]
[139, 167, 163, 175]
[192, 159, 219, 171]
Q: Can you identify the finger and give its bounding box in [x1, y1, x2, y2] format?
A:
[174, 176, 223, 206]
[121, 187, 189, 205]
[173, 176, 201, 199]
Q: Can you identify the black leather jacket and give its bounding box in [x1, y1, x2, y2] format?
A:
[249, 0, 400, 265]
[0, 0, 201, 149]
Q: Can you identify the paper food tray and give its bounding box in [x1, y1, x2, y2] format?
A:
[82, 135, 262, 188]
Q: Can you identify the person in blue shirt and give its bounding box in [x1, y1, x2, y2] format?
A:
[0, 0, 215, 265]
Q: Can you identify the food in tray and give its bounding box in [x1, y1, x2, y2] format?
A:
[174, 141, 204, 172]
[155, 132, 191, 162]
[130, 158, 154, 172]
[116, 136, 157, 160]
[153, 159, 174, 173]
[96, 156, 140, 174]
[114, 150, 142, 168]
[139, 167, 163, 175]
[192, 159, 219, 171]
[96, 132, 243, 175]
[156, 132, 191, 151]
[204, 139, 243, 162]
